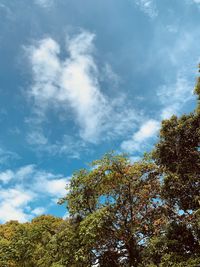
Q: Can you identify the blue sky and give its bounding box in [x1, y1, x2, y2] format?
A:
[0, 0, 200, 222]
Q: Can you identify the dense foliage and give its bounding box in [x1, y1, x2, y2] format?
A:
[0, 69, 200, 266]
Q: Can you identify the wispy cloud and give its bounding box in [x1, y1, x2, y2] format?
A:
[135, 0, 158, 18]
[0, 170, 14, 184]
[0, 165, 69, 223]
[121, 119, 160, 153]
[0, 165, 35, 184]
[34, 0, 54, 8]
[192, 0, 200, 4]
[26, 30, 138, 146]
[158, 72, 194, 119]
[0, 147, 19, 166]
[0, 3, 13, 19]
[27, 132, 87, 159]
[120, 69, 195, 154]
[26, 130, 48, 145]
[102, 63, 120, 88]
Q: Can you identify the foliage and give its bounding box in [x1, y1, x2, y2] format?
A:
[60, 153, 166, 266]
[153, 113, 200, 212]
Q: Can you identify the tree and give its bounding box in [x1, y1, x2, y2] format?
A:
[61, 153, 166, 266]
[144, 221, 200, 267]
[29, 215, 63, 267]
[0, 221, 35, 267]
[151, 66, 200, 266]
[153, 67, 200, 213]
[0, 216, 63, 267]
[42, 218, 83, 267]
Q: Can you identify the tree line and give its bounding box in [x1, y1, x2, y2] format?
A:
[0, 68, 200, 266]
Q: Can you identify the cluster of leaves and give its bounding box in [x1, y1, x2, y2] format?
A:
[0, 68, 200, 266]
[0, 215, 64, 267]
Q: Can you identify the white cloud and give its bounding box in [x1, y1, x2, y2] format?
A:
[31, 207, 46, 216]
[102, 63, 120, 87]
[192, 0, 200, 4]
[0, 165, 35, 184]
[134, 119, 160, 141]
[26, 131, 48, 145]
[16, 165, 35, 180]
[121, 119, 160, 153]
[135, 0, 158, 18]
[41, 178, 68, 196]
[29, 38, 61, 106]
[33, 170, 69, 197]
[27, 30, 138, 144]
[0, 188, 35, 223]
[0, 3, 12, 19]
[28, 32, 108, 142]
[0, 170, 14, 184]
[166, 25, 178, 33]
[27, 133, 87, 159]
[154, 30, 198, 69]
[0, 165, 69, 223]
[120, 69, 195, 155]
[34, 0, 54, 8]
[0, 147, 19, 165]
[60, 32, 109, 141]
[158, 73, 194, 119]
[31, 169, 69, 198]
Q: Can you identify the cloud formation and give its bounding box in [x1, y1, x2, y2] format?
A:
[193, 0, 200, 4]
[27, 30, 138, 145]
[121, 119, 160, 153]
[135, 0, 158, 18]
[0, 147, 19, 165]
[34, 0, 54, 8]
[0, 165, 69, 223]
[158, 72, 194, 119]
[0, 188, 35, 222]
[28, 32, 108, 142]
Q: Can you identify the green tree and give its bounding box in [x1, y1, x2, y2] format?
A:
[29, 215, 63, 267]
[151, 66, 200, 266]
[153, 68, 200, 213]
[0, 216, 63, 267]
[42, 218, 82, 267]
[144, 221, 200, 266]
[0, 221, 34, 267]
[61, 153, 166, 266]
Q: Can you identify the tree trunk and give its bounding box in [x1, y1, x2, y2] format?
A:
[127, 237, 139, 267]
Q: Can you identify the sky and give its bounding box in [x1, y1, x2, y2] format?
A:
[0, 0, 200, 223]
